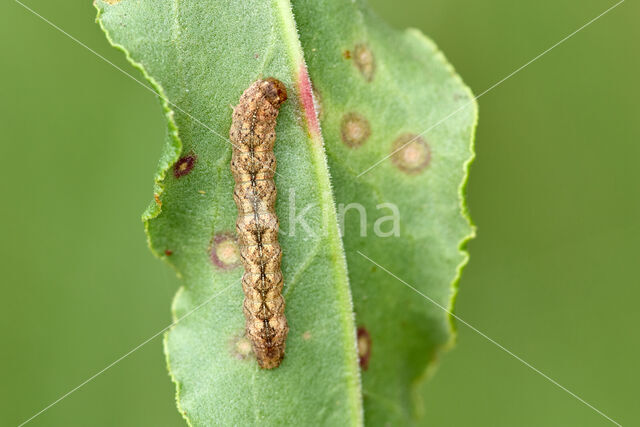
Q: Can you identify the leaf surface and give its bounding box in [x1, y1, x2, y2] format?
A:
[97, 0, 362, 425]
[292, 0, 476, 423]
[97, 0, 475, 425]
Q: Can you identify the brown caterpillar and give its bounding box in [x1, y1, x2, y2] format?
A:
[230, 78, 289, 369]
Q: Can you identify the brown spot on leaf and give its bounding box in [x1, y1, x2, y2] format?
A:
[391, 133, 431, 175]
[353, 43, 375, 81]
[453, 93, 466, 101]
[164, 249, 173, 256]
[340, 112, 371, 148]
[302, 331, 312, 340]
[357, 327, 372, 370]
[173, 154, 196, 178]
[230, 334, 253, 360]
[210, 232, 241, 270]
[343, 50, 352, 59]
[153, 193, 162, 206]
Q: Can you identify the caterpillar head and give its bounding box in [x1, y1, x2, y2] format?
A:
[263, 78, 288, 108]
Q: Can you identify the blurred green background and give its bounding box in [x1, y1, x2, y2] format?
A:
[1, 0, 637, 425]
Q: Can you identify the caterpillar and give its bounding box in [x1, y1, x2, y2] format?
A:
[230, 78, 289, 369]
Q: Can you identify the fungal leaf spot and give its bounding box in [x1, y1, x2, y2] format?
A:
[210, 232, 241, 270]
[230, 335, 254, 360]
[391, 133, 431, 175]
[173, 154, 196, 178]
[353, 43, 375, 81]
[357, 327, 372, 370]
[340, 112, 371, 148]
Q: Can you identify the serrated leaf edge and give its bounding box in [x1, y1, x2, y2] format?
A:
[402, 28, 478, 421]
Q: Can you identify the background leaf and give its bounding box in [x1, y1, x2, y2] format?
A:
[292, 0, 476, 423]
[97, 0, 362, 425]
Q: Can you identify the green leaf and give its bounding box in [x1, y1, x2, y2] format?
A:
[292, 1, 476, 423]
[96, 0, 475, 425]
[96, 0, 361, 425]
